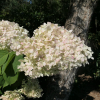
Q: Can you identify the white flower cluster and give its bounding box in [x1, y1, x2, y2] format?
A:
[0, 90, 24, 100]
[0, 20, 43, 99]
[17, 22, 94, 78]
[0, 20, 94, 99]
[0, 20, 29, 55]
[0, 78, 43, 100]
[18, 77, 43, 98]
[0, 20, 94, 79]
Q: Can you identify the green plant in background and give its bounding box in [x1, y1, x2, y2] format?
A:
[87, 32, 100, 79]
[0, 0, 70, 37]
[86, 0, 100, 79]
[95, 52, 100, 79]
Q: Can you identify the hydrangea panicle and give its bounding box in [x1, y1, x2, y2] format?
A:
[17, 22, 94, 78]
[0, 20, 29, 54]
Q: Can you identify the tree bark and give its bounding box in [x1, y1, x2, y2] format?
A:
[43, 0, 98, 100]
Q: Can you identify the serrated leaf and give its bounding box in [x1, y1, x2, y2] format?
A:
[12, 55, 24, 74]
[2, 52, 15, 74]
[0, 54, 8, 66]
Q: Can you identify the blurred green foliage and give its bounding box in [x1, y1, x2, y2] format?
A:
[86, 0, 100, 79]
[0, 0, 70, 37]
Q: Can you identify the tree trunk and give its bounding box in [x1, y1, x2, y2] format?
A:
[43, 0, 98, 100]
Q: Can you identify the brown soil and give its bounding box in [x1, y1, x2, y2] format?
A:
[69, 74, 100, 100]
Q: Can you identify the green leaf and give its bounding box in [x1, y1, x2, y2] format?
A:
[9, 72, 26, 90]
[3, 72, 19, 85]
[8, 73, 19, 85]
[0, 54, 8, 66]
[2, 54, 19, 86]
[0, 50, 9, 58]
[0, 90, 2, 95]
[12, 55, 24, 74]
[0, 67, 1, 75]
[3, 81, 9, 88]
[96, 62, 98, 67]
[0, 75, 5, 87]
[2, 54, 23, 86]
[2, 52, 15, 74]
[2, 73, 8, 83]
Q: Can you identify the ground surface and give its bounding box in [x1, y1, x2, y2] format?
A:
[32, 73, 100, 100]
[69, 74, 100, 100]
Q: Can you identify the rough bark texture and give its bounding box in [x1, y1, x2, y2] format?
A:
[43, 0, 98, 100]
[65, 0, 97, 43]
